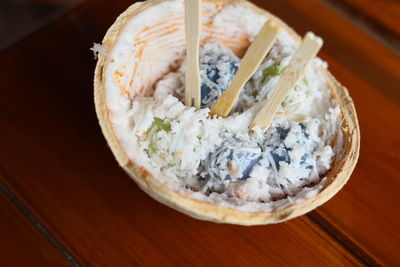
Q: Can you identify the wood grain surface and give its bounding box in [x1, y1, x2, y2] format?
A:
[0, 0, 399, 266]
[326, 0, 400, 51]
[334, 0, 400, 34]
[0, 178, 70, 266]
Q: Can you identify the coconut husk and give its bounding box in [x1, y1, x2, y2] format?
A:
[94, 0, 360, 225]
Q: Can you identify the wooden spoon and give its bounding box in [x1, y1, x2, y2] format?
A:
[184, 0, 201, 109]
[251, 32, 323, 130]
[210, 20, 280, 117]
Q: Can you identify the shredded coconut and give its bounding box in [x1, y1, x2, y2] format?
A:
[90, 43, 107, 59]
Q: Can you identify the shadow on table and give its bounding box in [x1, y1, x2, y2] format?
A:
[0, 0, 82, 52]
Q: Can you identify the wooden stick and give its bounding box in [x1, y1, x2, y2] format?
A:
[250, 32, 323, 130]
[184, 0, 201, 109]
[210, 20, 280, 117]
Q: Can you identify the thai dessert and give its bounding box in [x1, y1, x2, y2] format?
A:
[94, 0, 359, 224]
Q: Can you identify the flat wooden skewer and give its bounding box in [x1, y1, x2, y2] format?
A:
[250, 32, 323, 130]
[184, 0, 201, 109]
[210, 20, 280, 117]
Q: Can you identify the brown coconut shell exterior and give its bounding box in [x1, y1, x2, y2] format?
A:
[94, 0, 360, 225]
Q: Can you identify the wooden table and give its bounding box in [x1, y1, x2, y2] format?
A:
[0, 0, 399, 266]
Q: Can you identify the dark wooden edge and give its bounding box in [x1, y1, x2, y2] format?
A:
[0, 171, 80, 267]
[307, 212, 381, 266]
[323, 0, 400, 55]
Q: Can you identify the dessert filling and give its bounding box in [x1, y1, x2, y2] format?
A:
[128, 41, 341, 204]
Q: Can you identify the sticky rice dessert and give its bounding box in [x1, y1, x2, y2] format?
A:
[94, 0, 360, 225]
